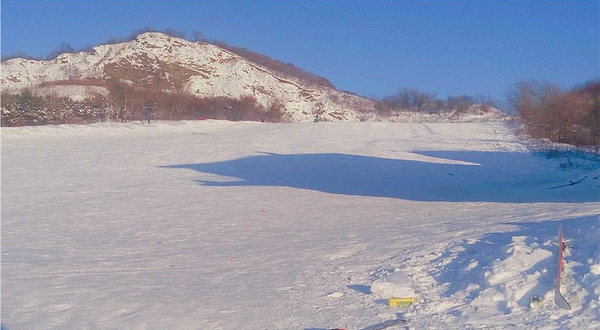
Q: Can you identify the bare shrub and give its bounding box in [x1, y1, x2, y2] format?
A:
[510, 80, 600, 147]
[381, 88, 437, 112]
[47, 43, 76, 60]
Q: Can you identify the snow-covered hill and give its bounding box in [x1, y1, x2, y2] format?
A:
[1, 33, 374, 122]
[1, 33, 510, 124]
[2, 121, 598, 329]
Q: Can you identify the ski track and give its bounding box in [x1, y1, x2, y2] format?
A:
[1, 121, 599, 329]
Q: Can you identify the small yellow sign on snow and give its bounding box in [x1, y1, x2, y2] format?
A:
[389, 297, 415, 307]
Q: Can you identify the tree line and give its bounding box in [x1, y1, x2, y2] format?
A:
[376, 88, 496, 115]
[3, 80, 598, 149]
[1, 83, 286, 127]
[510, 80, 599, 147]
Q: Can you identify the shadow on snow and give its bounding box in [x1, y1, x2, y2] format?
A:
[161, 151, 598, 203]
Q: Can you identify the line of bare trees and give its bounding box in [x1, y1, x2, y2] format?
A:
[376, 88, 497, 115]
[509, 80, 599, 147]
[1, 83, 287, 127]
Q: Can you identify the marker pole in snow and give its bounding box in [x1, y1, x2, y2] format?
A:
[554, 224, 571, 310]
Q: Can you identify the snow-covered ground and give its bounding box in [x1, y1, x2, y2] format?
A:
[1, 121, 598, 329]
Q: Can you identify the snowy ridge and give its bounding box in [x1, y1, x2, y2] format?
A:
[1, 33, 374, 122]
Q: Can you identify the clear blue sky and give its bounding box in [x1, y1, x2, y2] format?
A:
[2, 0, 598, 104]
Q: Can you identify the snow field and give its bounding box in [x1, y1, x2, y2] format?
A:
[1, 121, 598, 329]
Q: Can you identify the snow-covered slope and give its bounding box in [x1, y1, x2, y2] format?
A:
[2, 121, 598, 329]
[1, 33, 374, 122]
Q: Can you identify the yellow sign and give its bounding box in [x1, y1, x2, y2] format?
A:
[389, 297, 415, 307]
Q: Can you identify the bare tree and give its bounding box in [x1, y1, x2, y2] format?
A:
[581, 81, 600, 147]
[475, 95, 497, 112]
[47, 43, 75, 60]
[312, 102, 326, 122]
[107, 79, 135, 122]
[446, 95, 474, 113]
[509, 80, 588, 144]
[415, 91, 436, 112]
[192, 30, 206, 42]
[163, 28, 186, 39]
[383, 88, 435, 112]
[62, 64, 82, 79]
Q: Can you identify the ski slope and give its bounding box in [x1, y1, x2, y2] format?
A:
[1, 121, 598, 329]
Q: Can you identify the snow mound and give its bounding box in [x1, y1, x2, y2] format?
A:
[472, 236, 553, 313]
[408, 216, 600, 328]
[371, 271, 417, 298]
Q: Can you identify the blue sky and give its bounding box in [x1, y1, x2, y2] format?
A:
[2, 0, 598, 104]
